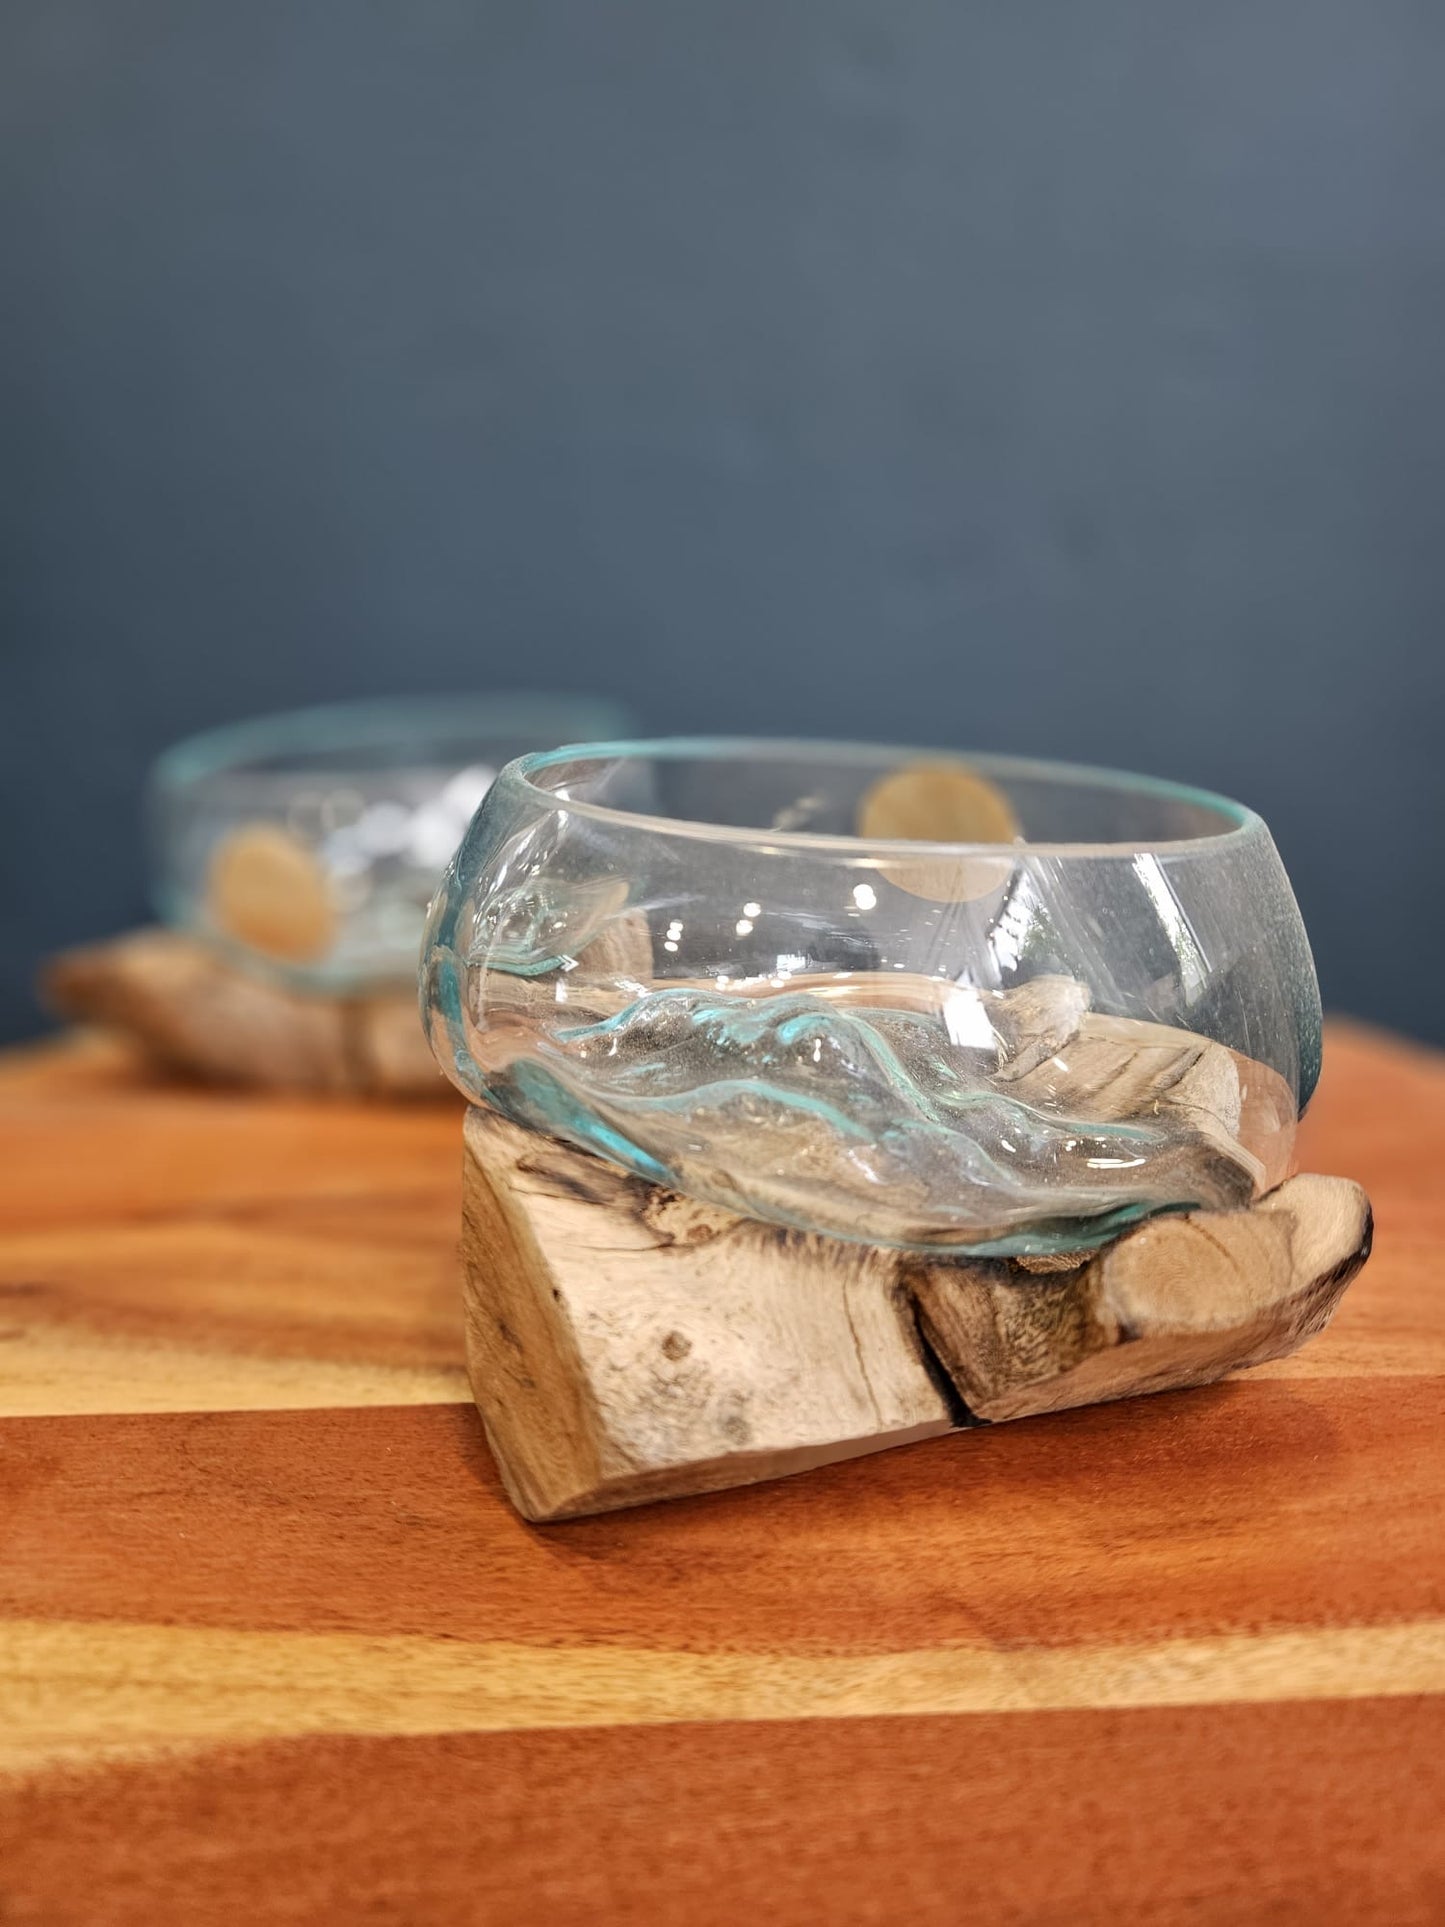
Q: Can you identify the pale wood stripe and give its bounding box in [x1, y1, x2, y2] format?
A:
[3, 1617, 1442, 1774]
[0, 1328, 468, 1416]
[1249, 1336, 1445, 1380]
[0, 1326, 1433, 1419]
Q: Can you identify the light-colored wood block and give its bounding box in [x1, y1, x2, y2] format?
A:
[910, 1173, 1371, 1421]
[461, 1107, 957, 1521]
[461, 1107, 1373, 1521]
[43, 928, 445, 1098]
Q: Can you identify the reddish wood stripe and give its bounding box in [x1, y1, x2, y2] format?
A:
[4, 1700, 1444, 1925]
[0, 1039, 461, 1239]
[0, 1217, 464, 1372]
[2, 1381, 1441, 1652]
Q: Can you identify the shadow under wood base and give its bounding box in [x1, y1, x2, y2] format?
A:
[461, 1107, 1373, 1522]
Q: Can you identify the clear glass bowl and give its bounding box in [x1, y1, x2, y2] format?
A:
[150, 693, 632, 990]
[422, 739, 1322, 1257]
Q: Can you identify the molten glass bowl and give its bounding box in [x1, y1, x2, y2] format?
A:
[150, 693, 630, 990]
[421, 740, 1321, 1257]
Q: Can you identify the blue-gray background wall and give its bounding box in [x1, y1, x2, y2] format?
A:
[3, 0, 1443, 1044]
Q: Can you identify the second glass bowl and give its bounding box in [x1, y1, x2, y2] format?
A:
[423, 739, 1321, 1257]
[150, 693, 631, 990]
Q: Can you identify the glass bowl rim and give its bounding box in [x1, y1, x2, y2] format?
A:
[500, 736, 1266, 860]
[150, 691, 632, 789]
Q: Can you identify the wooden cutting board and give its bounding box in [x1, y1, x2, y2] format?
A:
[0, 1022, 1441, 1924]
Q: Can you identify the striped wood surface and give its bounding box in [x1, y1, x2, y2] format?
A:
[0, 1024, 1441, 1923]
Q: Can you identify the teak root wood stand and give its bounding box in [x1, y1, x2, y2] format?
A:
[461, 1106, 1373, 1522]
[45, 932, 1375, 1523]
[44, 930, 443, 1097]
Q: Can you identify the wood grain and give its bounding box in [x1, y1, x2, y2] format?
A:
[4, 1705, 1444, 1927]
[0, 1019, 1441, 1924]
[2, 1385, 1441, 1651]
[5, 1614, 1444, 1775]
[0, 1033, 465, 1413]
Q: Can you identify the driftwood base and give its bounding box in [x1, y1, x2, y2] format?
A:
[43, 929, 444, 1098]
[462, 1108, 1373, 1521]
